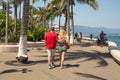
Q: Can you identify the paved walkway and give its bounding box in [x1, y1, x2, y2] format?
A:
[0, 40, 120, 80]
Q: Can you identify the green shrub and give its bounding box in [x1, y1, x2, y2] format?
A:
[0, 12, 6, 40]
[28, 26, 48, 41]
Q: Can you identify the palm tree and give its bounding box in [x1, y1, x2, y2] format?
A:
[66, 0, 70, 42]
[37, 7, 46, 26]
[13, 0, 19, 40]
[9, 0, 19, 41]
[76, 0, 98, 10]
[5, 1, 9, 44]
[69, 0, 75, 45]
[29, 5, 39, 28]
[43, 0, 47, 27]
[9, 0, 23, 41]
[16, 0, 30, 63]
[18, 0, 23, 22]
[30, 0, 39, 28]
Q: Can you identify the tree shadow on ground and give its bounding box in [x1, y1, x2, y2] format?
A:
[34, 55, 48, 57]
[54, 63, 80, 69]
[30, 59, 48, 64]
[24, 42, 112, 67]
[65, 64, 80, 68]
[0, 68, 32, 75]
[74, 42, 93, 47]
[30, 49, 111, 67]
[73, 72, 107, 80]
[65, 50, 112, 67]
[29, 55, 61, 64]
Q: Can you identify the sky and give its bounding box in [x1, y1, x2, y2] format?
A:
[32, 0, 120, 29]
[73, 0, 120, 29]
[10, 0, 120, 29]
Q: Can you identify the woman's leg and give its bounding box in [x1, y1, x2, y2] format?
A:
[60, 52, 65, 68]
[59, 53, 62, 65]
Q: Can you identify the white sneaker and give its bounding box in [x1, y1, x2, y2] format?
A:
[51, 62, 55, 67]
[48, 64, 52, 69]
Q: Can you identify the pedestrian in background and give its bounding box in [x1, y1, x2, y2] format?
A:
[90, 34, 93, 39]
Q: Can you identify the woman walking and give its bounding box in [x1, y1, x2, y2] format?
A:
[57, 29, 69, 69]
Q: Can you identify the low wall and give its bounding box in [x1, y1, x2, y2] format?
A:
[107, 41, 120, 65]
[0, 45, 19, 53]
[27, 41, 45, 47]
[0, 41, 45, 53]
[82, 37, 97, 41]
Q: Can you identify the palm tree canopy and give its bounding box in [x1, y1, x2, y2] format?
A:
[77, 0, 98, 10]
[47, 0, 98, 19]
[49, 0, 98, 10]
[32, 0, 39, 4]
[47, 0, 65, 10]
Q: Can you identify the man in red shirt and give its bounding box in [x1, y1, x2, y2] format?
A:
[45, 27, 58, 69]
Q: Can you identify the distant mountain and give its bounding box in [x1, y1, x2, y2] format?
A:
[74, 25, 120, 35]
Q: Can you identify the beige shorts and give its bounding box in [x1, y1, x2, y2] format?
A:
[46, 49, 56, 57]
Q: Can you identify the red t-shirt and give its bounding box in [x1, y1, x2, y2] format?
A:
[45, 31, 58, 49]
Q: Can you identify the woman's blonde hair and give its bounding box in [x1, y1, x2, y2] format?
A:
[59, 29, 66, 42]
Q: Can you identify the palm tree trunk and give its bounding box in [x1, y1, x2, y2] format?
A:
[16, 0, 29, 63]
[64, 9, 67, 31]
[31, 1, 34, 28]
[19, 4, 21, 22]
[14, 4, 17, 41]
[70, 5, 74, 45]
[5, 1, 9, 44]
[43, 0, 46, 27]
[66, 0, 70, 43]
[59, 14, 61, 31]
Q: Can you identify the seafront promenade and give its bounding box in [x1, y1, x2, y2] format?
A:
[0, 39, 120, 80]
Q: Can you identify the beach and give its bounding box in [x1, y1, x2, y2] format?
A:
[0, 39, 120, 80]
